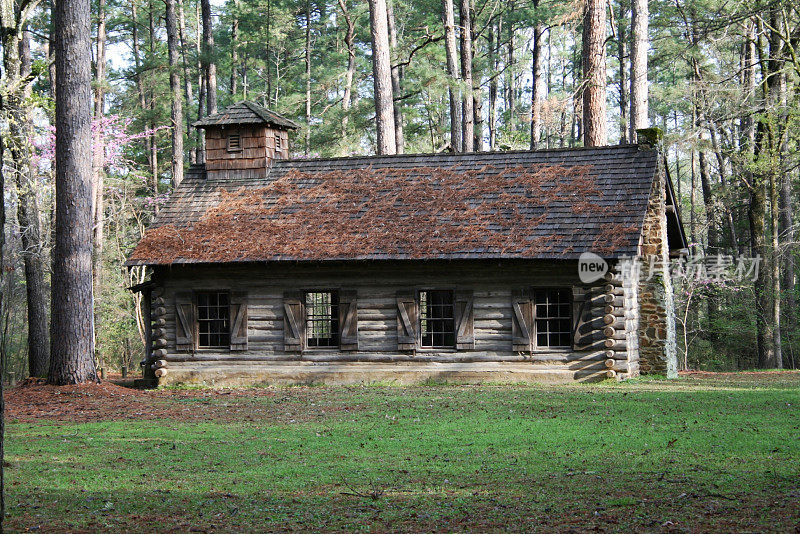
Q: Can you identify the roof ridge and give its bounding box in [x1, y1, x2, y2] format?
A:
[274, 144, 648, 166]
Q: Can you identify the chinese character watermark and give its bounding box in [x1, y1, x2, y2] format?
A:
[580, 253, 761, 283]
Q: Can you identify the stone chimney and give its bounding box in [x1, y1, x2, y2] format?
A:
[193, 101, 299, 179]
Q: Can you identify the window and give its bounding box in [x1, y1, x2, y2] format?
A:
[227, 132, 242, 152]
[197, 292, 230, 348]
[533, 288, 572, 348]
[305, 291, 339, 348]
[419, 290, 455, 348]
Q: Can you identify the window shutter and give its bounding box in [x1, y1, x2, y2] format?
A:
[511, 289, 533, 352]
[230, 291, 249, 351]
[175, 291, 195, 352]
[396, 290, 418, 351]
[338, 289, 359, 351]
[227, 132, 242, 151]
[454, 290, 474, 350]
[283, 290, 304, 352]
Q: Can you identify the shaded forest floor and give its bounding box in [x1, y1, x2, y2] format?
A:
[5, 372, 800, 532]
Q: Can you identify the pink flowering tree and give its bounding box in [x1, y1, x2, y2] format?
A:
[39, 115, 167, 195]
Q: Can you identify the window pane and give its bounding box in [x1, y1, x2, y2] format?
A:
[419, 290, 455, 348]
[196, 291, 231, 349]
[533, 289, 572, 348]
[306, 291, 339, 348]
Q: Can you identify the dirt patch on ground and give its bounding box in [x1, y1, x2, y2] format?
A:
[680, 370, 799, 377]
[4, 379, 353, 424]
[678, 369, 800, 388]
[5, 378, 161, 423]
[6, 371, 798, 424]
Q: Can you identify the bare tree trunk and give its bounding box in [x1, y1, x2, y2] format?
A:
[769, 161, 782, 368]
[443, 0, 461, 151]
[131, 0, 148, 147]
[338, 0, 355, 145]
[177, 0, 195, 163]
[148, 0, 158, 194]
[780, 166, 796, 366]
[93, 0, 106, 210]
[616, 0, 628, 144]
[530, 1, 544, 150]
[707, 119, 738, 248]
[195, 1, 205, 161]
[230, 0, 238, 96]
[46, 4, 56, 97]
[571, 32, 581, 146]
[752, 13, 783, 368]
[628, 0, 647, 142]
[266, 0, 272, 105]
[367, 0, 397, 155]
[16, 30, 50, 377]
[470, 6, 481, 151]
[50, 0, 98, 385]
[459, 0, 474, 151]
[242, 51, 248, 98]
[132, 0, 162, 185]
[386, 0, 404, 153]
[165, 0, 184, 187]
[94, 0, 106, 116]
[304, 0, 312, 155]
[778, 68, 795, 361]
[690, 142, 697, 245]
[92, 0, 107, 313]
[0, 3, 18, 517]
[2, 11, 50, 378]
[742, 21, 756, 149]
[750, 178, 771, 368]
[582, 0, 607, 146]
[505, 7, 515, 133]
[698, 149, 716, 250]
[488, 18, 498, 150]
[201, 0, 217, 114]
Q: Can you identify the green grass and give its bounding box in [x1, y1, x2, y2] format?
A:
[6, 373, 800, 532]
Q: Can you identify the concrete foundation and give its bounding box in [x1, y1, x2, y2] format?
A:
[159, 361, 614, 387]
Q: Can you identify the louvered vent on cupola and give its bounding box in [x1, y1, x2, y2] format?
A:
[193, 101, 300, 179]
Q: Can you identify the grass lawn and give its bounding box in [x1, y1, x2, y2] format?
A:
[5, 372, 800, 532]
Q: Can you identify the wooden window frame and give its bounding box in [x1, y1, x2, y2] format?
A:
[226, 131, 242, 152]
[531, 287, 573, 350]
[304, 290, 340, 350]
[195, 290, 232, 349]
[418, 289, 456, 350]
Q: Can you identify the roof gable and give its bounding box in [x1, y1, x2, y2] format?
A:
[127, 145, 659, 265]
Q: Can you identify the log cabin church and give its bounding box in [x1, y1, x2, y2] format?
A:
[127, 101, 687, 386]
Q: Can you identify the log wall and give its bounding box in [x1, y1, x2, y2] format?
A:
[147, 260, 635, 385]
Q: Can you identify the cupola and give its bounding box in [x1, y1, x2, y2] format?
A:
[193, 101, 299, 179]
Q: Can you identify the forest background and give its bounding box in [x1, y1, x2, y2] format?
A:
[0, 0, 798, 380]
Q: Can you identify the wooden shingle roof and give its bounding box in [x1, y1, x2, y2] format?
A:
[127, 145, 661, 266]
[193, 101, 300, 130]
